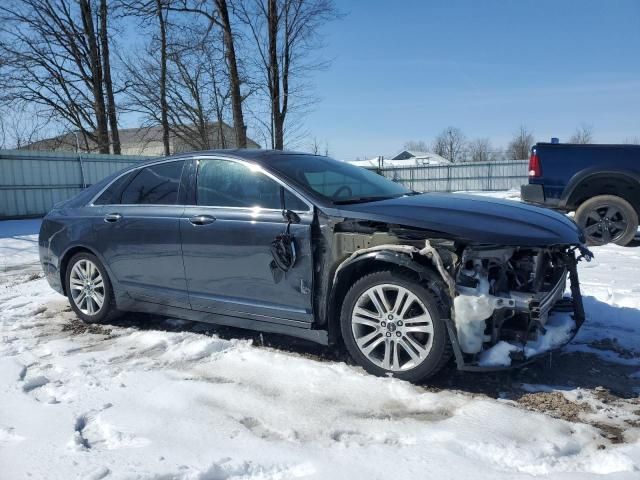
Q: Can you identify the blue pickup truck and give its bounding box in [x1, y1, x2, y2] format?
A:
[521, 142, 640, 246]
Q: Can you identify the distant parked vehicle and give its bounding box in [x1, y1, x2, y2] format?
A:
[522, 141, 640, 246]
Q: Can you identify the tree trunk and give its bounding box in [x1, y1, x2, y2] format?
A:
[211, 71, 226, 149]
[268, 0, 283, 150]
[100, 0, 120, 154]
[215, 0, 247, 148]
[79, 0, 109, 153]
[156, 0, 171, 155]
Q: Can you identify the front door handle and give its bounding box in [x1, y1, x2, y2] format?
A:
[189, 215, 216, 226]
[104, 213, 122, 223]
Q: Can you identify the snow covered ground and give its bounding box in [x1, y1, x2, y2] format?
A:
[2, 196, 640, 479]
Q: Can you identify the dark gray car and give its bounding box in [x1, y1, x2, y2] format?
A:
[39, 150, 590, 382]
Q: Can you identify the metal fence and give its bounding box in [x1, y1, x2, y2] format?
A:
[376, 160, 529, 193]
[0, 150, 149, 219]
[0, 150, 529, 219]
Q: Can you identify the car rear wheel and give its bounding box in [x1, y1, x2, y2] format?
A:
[65, 252, 115, 323]
[340, 270, 450, 382]
[575, 195, 638, 246]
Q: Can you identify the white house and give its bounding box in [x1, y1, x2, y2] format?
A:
[347, 150, 450, 169]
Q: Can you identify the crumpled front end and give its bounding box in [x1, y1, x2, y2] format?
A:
[448, 244, 590, 370]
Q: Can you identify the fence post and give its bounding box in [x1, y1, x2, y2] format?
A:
[486, 161, 492, 191]
[78, 153, 87, 189]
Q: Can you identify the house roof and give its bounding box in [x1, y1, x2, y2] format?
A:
[347, 150, 451, 168]
[391, 150, 450, 163]
[392, 150, 430, 159]
[23, 122, 261, 154]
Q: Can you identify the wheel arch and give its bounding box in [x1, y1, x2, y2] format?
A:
[326, 250, 451, 345]
[562, 170, 640, 213]
[59, 244, 106, 296]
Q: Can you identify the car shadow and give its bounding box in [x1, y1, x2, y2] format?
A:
[105, 295, 640, 400]
[108, 312, 350, 364]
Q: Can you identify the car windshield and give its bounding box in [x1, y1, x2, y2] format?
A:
[267, 154, 411, 204]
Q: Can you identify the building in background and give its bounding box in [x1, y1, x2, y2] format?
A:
[348, 150, 451, 169]
[22, 122, 260, 156]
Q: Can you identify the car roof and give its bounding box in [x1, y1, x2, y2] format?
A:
[111, 149, 339, 209]
[135, 149, 323, 169]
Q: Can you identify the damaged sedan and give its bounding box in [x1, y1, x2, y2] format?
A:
[39, 151, 592, 382]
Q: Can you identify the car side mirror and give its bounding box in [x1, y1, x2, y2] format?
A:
[283, 209, 301, 224]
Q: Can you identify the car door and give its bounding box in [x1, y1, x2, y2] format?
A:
[93, 159, 189, 308]
[180, 157, 314, 325]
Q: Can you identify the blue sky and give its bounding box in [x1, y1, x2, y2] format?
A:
[302, 0, 640, 159]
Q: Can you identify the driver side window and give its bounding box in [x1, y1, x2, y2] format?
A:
[196, 159, 307, 211]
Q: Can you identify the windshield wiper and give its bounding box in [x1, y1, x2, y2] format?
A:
[332, 195, 402, 205]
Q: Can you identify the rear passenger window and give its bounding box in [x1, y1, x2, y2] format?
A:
[93, 172, 135, 205]
[120, 161, 184, 205]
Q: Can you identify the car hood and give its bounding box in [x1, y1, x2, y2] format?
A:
[335, 193, 583, 246]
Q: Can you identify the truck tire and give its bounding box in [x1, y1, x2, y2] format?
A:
[575, 195, 638, 246]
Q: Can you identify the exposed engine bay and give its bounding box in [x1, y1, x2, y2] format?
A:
[330, 223, 590, 370]
[452, 245, 586, 368]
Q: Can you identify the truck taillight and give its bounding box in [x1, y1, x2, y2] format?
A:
[529, 150, 541, 177]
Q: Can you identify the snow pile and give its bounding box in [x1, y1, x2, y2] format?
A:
[477, 313, 577, 368]
[524, 312, 576, 358]
[478, 341, 520, 367]
[454, 263, 494, 354]
[453, 294, 494, 353]
[1, 215, 640, 478]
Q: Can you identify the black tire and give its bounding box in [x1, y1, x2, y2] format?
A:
[65, 252, 116, 324]
[575, 195, 638, 246]
[340, 270, 451, 383]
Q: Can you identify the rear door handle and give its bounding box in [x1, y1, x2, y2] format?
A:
[189, 215, 216, 226]
[104, 213, 122, 223]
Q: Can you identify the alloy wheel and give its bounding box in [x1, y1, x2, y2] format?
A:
[582, 204, 628, 244]
[351, 284, 434, 372]
[69, 259, 105, 316]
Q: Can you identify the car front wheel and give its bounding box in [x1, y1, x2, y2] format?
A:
[340, 270, 450, 382]
[65, 252, 115, 323]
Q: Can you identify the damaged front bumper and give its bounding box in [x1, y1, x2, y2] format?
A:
[447, 247, 588, 372]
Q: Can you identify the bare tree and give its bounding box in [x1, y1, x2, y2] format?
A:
[309, 136, 321, 154]
[1, 103, 55, 149]
[0, 111, 6, 149]
[506, 125, 534, 160]
[79, 0, 110, 153]
[166, 30, 232, 150]
[0, 0, 120, 153]
[569, 124, 593, 144]
[622, 137, 640, 145]
[100, 0, 121, 154]
[236, 0, 338, 149]
[122, 11, 234, 153]
[432, 127, 467, 162]
[403, 140, 430, 152]
[118, 0, 173, 154]
[468, 138, 493, 163]
[166, 0, 248, 148]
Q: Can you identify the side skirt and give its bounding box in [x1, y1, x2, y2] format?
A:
[122, 299, 329, 345]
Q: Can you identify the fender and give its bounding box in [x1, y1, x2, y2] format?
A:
[560, 167, 640, 209]
[326, 247, 453, 344]
[58, 242, 118, 289]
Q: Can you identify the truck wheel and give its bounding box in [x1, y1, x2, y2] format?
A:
[340, 270, 450, 382]
[575, 195, 638, 246]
